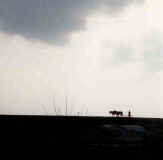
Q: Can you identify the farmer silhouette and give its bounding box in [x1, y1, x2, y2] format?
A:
[128, 110, 131, 117]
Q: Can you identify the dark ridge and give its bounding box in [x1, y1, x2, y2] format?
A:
[0, 115, 163, 159]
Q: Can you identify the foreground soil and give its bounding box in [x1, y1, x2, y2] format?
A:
[0, 115, 163, 158]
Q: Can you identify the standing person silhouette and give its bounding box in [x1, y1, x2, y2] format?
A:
[128, 110, 131, 117]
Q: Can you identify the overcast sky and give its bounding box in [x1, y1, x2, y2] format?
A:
[0, 0, 163, 117]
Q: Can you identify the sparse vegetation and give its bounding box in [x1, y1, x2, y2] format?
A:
[41, 95, 89, 116]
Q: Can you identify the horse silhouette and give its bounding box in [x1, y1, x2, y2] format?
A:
[109, 110, 123, 117]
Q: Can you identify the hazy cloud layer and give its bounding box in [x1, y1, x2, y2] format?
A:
[1, 0, 163, 117]
[142, 33, 163, 72]
[0, 0, 143, 44]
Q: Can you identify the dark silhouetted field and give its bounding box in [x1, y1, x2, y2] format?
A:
[0, 115, 163, 159]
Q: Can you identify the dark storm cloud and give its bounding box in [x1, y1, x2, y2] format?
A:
[0, 0, 144, 44]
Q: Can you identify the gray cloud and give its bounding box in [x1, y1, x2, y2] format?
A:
[142, 33, 163, 72]
[112, 45, 135, 65]
[0, 0, 143, 44]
